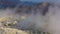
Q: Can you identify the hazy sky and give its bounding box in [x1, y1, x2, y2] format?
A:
[20, 0, 60, 2]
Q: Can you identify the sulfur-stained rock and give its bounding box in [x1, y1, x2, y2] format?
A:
[0, 27, 30, 34]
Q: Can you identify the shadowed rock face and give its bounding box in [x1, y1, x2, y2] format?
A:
[16, 2, 50, 16]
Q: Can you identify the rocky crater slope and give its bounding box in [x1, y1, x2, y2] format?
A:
[0, 2, 50, 34]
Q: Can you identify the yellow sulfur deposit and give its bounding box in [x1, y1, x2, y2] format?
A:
[13, 21, 17, 25]
[0, 27, 29, 34]
[0, 16, 18, 26]
[0, 17, 13, 22]
[0, 16, 26, 26]
[0, 17, 8, 22]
